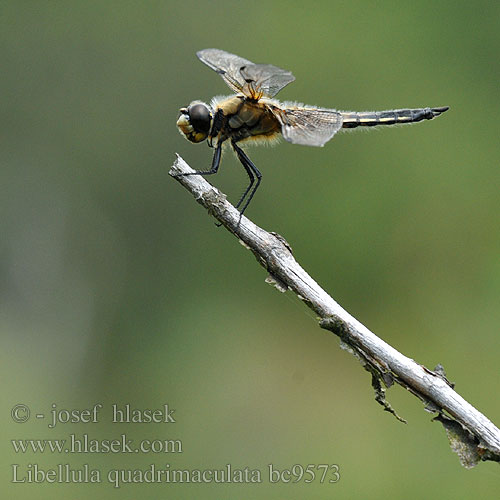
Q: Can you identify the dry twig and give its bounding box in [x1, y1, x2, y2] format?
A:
[170, 154, 500, 468]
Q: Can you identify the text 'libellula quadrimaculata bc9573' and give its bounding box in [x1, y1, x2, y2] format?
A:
[176, 49, 449, 218]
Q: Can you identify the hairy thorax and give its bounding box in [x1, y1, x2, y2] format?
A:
[212, 95, 281, 145]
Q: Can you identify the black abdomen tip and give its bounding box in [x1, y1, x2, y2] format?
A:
[431, 106, 450, 117]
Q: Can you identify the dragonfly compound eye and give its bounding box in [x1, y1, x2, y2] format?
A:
[188, 103, 211, 134]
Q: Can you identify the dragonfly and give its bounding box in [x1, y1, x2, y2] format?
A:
[176, 48, 449, 218]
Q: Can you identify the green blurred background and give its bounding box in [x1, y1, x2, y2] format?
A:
[2, 1, 499, 498]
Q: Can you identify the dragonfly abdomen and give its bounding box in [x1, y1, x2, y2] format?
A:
[341, 106, 449, 129]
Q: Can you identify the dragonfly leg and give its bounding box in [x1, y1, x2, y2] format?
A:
[175, 141, 222, 177]
[232, 140, 262, 217]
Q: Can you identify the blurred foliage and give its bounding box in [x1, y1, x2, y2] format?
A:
[1, 1, 499, 499]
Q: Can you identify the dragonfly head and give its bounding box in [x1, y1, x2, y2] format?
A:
[176, 101, 212, 143]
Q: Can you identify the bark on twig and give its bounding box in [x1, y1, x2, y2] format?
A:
[169, 154, 500, 468]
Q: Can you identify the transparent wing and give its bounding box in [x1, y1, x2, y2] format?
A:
[197, 49, 295, 98]
[197, 49, 253, 94]
[276, 106, 344, 147]
[238, 63, 295, 98]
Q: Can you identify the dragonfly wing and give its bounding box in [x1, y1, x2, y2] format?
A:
[239, 63, 295, 97]
[276, 106, 344, 147]
[197, 49, 295, 98]
[197, 49, 253, 94]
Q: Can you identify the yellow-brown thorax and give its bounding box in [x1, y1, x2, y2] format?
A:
[212, 96, 281, 145]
